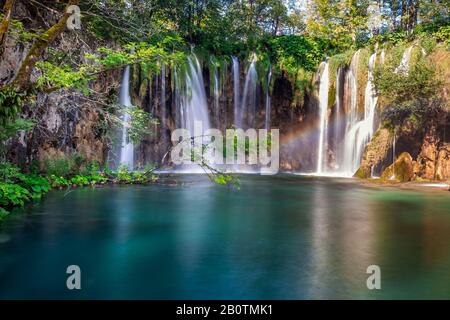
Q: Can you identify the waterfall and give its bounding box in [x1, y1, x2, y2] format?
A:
[182, 55, 211, 134]
[119, 66, 134, 170]
[340, 51, 378, 176]
[232, 56, 241, 128]
[241, 54, 258, 129]
[213, 62, 220, 127]
[333, 67, 345, 169]
[316, 61, 330, 174]
[160, 62, 166, 127]
[395, 46, 414, 74]
[340, 50, 360, 175]
[390, 131, 397, 180]
[265, 64, 272, 130]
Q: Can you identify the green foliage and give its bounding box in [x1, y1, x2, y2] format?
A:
[123, 107, 159, 145]
[48, 175, 70, 189]
[214, 174, 240, 190]
[0, 162, 50, 210]
[268, 35, 327, 73]
[17, 175, 50, 200]
[0, 207, 9, 220]
[36, 62, 93, 94]
[0, 88, 27, 126]
[0, 183, 30, 207]
[0, 161, 22, 182]
[433, 25, 450, 46]
[374, 56, 443, 128]
[375, 59, 440, 105]
[43, 155, 79, 178]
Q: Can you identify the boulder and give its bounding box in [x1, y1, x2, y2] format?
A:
[381, 152, 414, 182]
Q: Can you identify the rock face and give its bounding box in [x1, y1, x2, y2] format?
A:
[357, 128, 393, 178]
[2, 1, 119, 169]
[436, 144, 450, 181]
[381, 152, 415, 182]
[416, 128, 439, 180]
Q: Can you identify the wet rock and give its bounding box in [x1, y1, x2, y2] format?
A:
[381, 152, 414, 182]
[357, 128, 393, 178]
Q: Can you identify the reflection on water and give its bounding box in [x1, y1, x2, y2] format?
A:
[0, 175, 449, 299]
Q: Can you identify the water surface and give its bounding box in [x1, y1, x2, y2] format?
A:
[0, 175, 449, 299]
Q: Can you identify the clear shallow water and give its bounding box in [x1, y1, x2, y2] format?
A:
[0, 175, 450, 299]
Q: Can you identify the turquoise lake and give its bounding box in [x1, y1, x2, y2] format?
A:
[0, 175, 449, 299]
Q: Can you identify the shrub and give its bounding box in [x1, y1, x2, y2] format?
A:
[0, 207, 8, 220]
[18, 174, 50, 200]
[48, 175, 70, 188]
[0, 161, 22, 182]
[43, 155, 76, 177]
[0, 183, 31, 207]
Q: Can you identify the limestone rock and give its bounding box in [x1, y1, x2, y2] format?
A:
[435, 145, 450, 181]
[357, 128, 393, 178]
[381, 152, 414, 182]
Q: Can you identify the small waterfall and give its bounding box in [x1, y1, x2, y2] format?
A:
[316, 61, 330, 174]
[395, 46, 414, 74]
[265, 64, 272, 130]
[213, 62, 220, 127]
[173, 68, 183, 128]
[390, 130, 397, 180]
[119, 66, 134, 170]
[333, 67, 345, 169]
[182, 55, 211, 134]
[232, 56, 241, 128]
[160, 62, 166, 127]
[241, 54, 258, 129]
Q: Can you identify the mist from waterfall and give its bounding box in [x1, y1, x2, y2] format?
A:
[119, 66, 134, 170]
[316, 61, 330, 174]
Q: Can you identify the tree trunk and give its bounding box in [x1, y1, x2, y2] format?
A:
[11, 0, 80, 91]
[0, 0, 16, 57]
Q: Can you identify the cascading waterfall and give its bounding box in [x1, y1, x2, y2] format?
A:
[395, 46, 414, 74]
[265, 64, 272, 130]
[119, 66, 134, 170]
[340, 51, 378, 176]
[183, 55, 211, 134]
[340, 50, 361, 175]
[316, 62, 330, 174]
[232, 56, 241, 128]
[241, 54, 258, 129]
